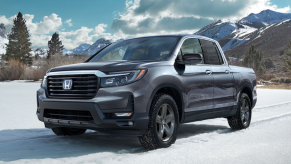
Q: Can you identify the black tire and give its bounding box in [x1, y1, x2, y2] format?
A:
[227, 93, 252, 130]
[139, 94, 179, 150]
[52, 127, 87, 136]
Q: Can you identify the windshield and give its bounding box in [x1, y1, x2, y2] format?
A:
[88, 36, 178, 62]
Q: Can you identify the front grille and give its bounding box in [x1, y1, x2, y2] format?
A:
[44, 109, 94, 122]
[47, 74, 98, 98]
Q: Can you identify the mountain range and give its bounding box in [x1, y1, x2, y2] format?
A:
[195, 9, 291, 73]
[195, 9, 291, 51]
[0, 23, 113, 57]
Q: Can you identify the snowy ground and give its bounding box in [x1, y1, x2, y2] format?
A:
[0, 83, 291, 164]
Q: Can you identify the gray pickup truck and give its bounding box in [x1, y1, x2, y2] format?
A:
[37, 34, 257, 150]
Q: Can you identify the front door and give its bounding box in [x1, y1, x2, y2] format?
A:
[178, 38, 214, 122]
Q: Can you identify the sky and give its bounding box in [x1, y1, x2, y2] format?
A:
[0, 0, 290, 49]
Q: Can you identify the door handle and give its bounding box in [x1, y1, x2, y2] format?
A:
[205, 70, 212, 75]
[225, 70, 230, 74]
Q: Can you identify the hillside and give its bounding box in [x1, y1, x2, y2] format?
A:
[195, 9, 291, 74]
[239, 9, 291, 28]
[223, 19, 291, 73]
[195, 10, 291, 52]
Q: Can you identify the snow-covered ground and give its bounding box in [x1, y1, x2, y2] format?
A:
[0, 83, 291, 163]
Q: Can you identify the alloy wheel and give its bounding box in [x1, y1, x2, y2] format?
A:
[156, 103, 175, 141]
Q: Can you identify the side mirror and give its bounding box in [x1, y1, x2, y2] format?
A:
[182, 53, 203, 65]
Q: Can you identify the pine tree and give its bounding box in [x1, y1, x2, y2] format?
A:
[285, 41, 291, 71]
[0, 54, 5, 67]
[5, 12, 32, 66]
[264, 58, 274, 69]
[47, 32, 64, 59]
[35, 53, 39, 60]
[242, 46, 265, 76]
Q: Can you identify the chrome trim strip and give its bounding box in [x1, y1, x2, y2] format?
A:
[46, 70, 130, 78]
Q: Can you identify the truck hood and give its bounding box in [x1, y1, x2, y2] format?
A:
[49, 61, 148, 73]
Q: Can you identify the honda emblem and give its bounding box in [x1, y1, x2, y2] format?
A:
[63, 79, 73, 90]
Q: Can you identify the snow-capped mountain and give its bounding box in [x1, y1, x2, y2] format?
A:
[83, 38, 112, 55]
[195, 10, 291, 51]
[195, 20, 237, 41]
[30, 38, 111, 57]
[63, 43, 91, 55]
[239, 9, 291, 28]
[1, 21, 111, 57]
[30, 47, 48, 58]
[0, 23, 8, 54]
[0, 23, 6, 38]
[223, 19, 291, 73]
[223, 19, 291, 59]
[62, 38, 112, 55]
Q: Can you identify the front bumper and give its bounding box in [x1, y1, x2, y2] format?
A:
[36, 79, 153, 136]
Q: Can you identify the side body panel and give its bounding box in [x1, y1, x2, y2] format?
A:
[229, 65, 257, 110]
[182, 65, 214, 122]
[211, 65, 235, 117]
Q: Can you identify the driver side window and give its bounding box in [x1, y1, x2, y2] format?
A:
[179, 38, 204, 64]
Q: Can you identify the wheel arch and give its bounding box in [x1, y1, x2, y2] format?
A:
[146, 83, 185, 123]
[240, 83, 253, 108]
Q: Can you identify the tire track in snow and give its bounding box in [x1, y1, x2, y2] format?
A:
[1, 101, 291, 153]
[176, 106, 291, 148]
[254, 101, 291, 110]
[252, 112, 291, 126]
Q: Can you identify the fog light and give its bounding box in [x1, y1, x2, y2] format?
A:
[115, 113, 132, 117]
[128, 121, 134, 126]
[37, 108, 40, 112]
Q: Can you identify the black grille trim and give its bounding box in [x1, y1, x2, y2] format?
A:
[44, 109, 94, 122]
[47, 74, 98, 99]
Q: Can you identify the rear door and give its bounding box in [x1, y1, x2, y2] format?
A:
[178, 38, 214, 122]
[199, 40, 235, 117]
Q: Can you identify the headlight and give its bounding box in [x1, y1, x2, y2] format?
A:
[100, 69, 147, 87]
[41, 76, 47, 88]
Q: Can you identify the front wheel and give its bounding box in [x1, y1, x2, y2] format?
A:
[227, 93, 252, 130]
[139, 94, 179, 150]
[52, 127, 87, 136]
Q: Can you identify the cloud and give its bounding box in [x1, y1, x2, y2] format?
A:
[0, 15, 15, 33]
[59, 25, 114, 49]
[0, 13, 62, 34]
[65, 19, 72, 26]
[111, 0, 291, 36]
[30, 34, 51, 48]
[94, 23, 107, 34]
[1, 0, 290, 50]
[34, 14, 62, 34]
[0, 13, 116, 49]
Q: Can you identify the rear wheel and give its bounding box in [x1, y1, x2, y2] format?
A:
[52, 127, 87, 136]
[139, 94, 179, 150]
[227, 93, 252, 130]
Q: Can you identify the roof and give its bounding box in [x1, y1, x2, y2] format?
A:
[120, 34, 217, 43]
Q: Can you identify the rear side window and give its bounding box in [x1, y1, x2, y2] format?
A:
[200, 40, 222, 65]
